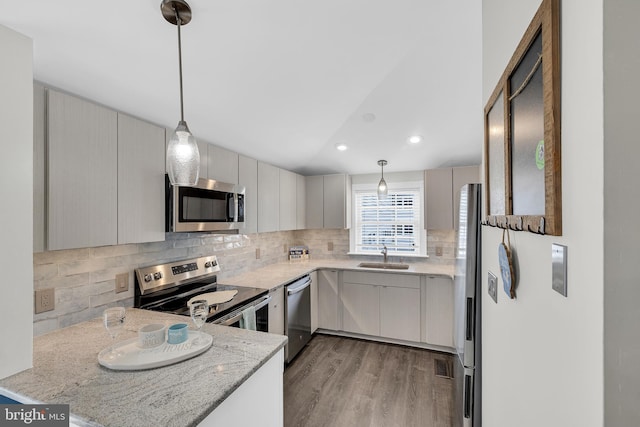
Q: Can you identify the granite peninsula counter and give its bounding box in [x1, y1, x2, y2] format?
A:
[0, 308, 287, 427]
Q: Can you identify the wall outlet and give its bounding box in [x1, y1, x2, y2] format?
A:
[327, 242, 334, 251]
[35, 288, 55, 314]
[115, 272, 129, 294]
[488, 271, 498, 303]
[435, 246, 443, 257]
[255, 248, 261, 259]
[552, 243, 568, 297]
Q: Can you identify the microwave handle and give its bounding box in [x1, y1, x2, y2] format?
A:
[227, 193, 238, 221]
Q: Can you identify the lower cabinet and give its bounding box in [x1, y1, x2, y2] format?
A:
[380, 286, 421, 342]
[268, 286, 285, 335]
[342, 282, 380, 336]
[317, 270, 339, 330]
[424, 276, 454, 347]
[310, 271, 318, 333]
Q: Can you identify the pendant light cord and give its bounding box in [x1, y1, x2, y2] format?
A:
[175, 6, 185, 122]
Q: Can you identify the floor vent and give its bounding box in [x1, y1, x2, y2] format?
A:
[434, 359, 453, 379]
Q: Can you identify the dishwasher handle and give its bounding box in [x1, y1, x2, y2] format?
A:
[287, 276, 312, 295]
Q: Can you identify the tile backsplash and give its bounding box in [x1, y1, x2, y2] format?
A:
[33, 228, 455, 335]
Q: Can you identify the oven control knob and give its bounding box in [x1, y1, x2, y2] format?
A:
[204, 261, 212, 268]
[143, 274, 153, 283]
[153, 272, 163, 280]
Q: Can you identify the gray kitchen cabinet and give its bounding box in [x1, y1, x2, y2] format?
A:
[341, 282, 380, 336]
[310, 270, 318, 333]
[317, 269, 340, 330]
[342, 270, 421, 342]
[424, 276, 454, 347]
[425, 165, 479, 230]
[257, 161, 280, 233]
[305, 175, 324, 229]
[323, 174, 351, 229]
[208, 144, 238, 184]
[296, 174, 306, 230]
[238, 155, 258, 234]
[380, 285, 421, 342]
[33, 83, 46, 253]
[305, 174, 351, 229]
[117, 113, 166, 244]
[278, 168, 297, 231]
[452, 165, 480, 230]
[47, 89, 118, 250]
[268, 286, 285, 335]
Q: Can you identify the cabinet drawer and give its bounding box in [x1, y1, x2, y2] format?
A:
[343, 271, 420, 288]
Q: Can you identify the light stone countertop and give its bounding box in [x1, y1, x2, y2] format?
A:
[0, 308, 287, 427]
[221, 259, 455, 290]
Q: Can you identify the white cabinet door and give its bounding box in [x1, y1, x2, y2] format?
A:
[452, 165, 480, 230]
[425, 168, 453, 230]
[305, 175, 323, 229]
[33, 83, 46, 252]
[208, 144, 238, 184]
[48, 89, 118, 250]
[310, 271, 318, 333]
[342, 282, 380, 336]
[268, 286, 285, 335]
[278, 169, 296, 231]
[323, 174, 349, 229]
[239, 155, 258, 234]
[117, 113, 165, 244]
[257, 161, 280, 233]
[317, 270, 340, 330]
[380, 286, 421, 342]
[296, 174, 306, 230]
[425, 276, 454, 347]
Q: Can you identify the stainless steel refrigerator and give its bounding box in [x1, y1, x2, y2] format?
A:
[453, 183, 481, 427]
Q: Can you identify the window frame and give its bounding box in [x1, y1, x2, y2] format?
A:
[349, 181, 427, 257]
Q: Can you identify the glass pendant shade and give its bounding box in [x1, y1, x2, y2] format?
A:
[167, 120, 200, 186]
[377, 178, 388, 199]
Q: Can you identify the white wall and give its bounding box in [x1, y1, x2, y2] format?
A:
[0, 24, 33, 379]
[481, 1, 604, 426]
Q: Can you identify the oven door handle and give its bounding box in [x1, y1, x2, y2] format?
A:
[214, 295, 271, 326]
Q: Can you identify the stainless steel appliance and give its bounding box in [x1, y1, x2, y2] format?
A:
[284, 275, 312, 363]
[166, 175, 245, 233]
[134, 255, 269, 332]
[453, 183, 482, 427]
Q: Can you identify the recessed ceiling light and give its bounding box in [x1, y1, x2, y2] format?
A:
[408, 135, 423, 144]
[362, 113, 376, 122]
[335, 142, 348, 151]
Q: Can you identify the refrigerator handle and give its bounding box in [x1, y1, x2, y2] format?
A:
[464, 374, 473, 419]
[465, 297, 474, 341]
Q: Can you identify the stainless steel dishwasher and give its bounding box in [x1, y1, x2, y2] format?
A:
[285, 274, 312, 363]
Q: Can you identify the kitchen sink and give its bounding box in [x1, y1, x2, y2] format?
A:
[357, 262, 410, 270]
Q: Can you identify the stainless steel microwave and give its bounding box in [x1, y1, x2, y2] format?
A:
[166, 175, 245, 232]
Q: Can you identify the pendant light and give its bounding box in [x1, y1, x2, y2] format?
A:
[162, 0, 200, 186]
[377, 160, 388, 200]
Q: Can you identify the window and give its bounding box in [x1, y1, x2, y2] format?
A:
[350, 182, 426, 256]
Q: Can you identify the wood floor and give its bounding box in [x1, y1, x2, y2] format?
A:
[283, 334, 454, 427]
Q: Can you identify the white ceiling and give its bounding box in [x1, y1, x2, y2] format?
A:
[1, 0, 483, 176]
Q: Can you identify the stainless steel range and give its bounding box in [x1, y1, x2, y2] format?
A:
[134, 255, 270, 331]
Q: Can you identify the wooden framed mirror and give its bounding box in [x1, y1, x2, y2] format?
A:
[483, 0, 561, 235]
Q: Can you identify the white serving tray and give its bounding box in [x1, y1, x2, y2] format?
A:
[98, 331, 212, 371]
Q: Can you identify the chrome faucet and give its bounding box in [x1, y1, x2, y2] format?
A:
[381, 245, 388, 263]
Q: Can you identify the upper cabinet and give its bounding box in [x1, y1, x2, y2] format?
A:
[425, 166, 479, 230]
[117, 113, 165, 245]
[47, 89, 118, 250]
[279, 169, 297, 231]
[208, 144, 238, 184]
[43, 87, 165, 251]
[296, 174, 306, 230]
[305, 174, 351, 229]
[238, 155, 258, 234]
[257, 161, 280, 233]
